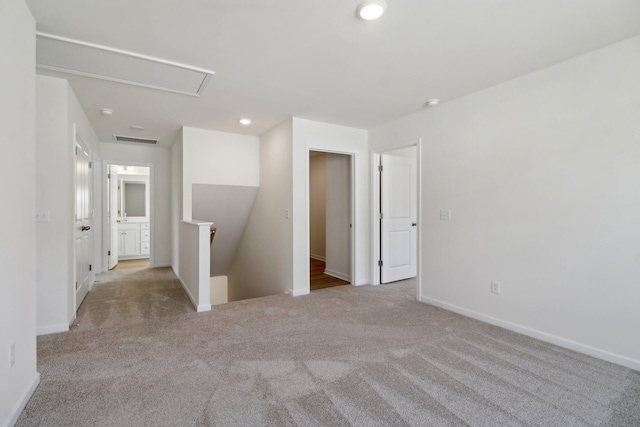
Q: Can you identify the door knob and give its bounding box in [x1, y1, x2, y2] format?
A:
[81, 226, 91, 231]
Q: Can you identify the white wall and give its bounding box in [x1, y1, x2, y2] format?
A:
[182, 127, 259, 221]
[171, 130, 183, 273]
[178, 221, 212, 312]
[35, 76, 70, 335]
[309, 152, 326, 260]
[369, 36, 640, 369]
[228, 119, 293, 300]
[291, 118, 369, 295]
[0, 0, 39, 424]
[100, 142, 172, 267]
[35, 75, 101, 334]
[325, 153, 351, 281]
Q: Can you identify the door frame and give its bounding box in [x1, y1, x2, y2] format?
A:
[371, 138, 423, 300]
[303, 147, 356, 294]
[307, 150, 355, 287]
[101, 161, 154, 271]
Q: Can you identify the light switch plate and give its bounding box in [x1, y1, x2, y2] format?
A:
[36, 210, 50, 222]
[491, 281, 501, 294]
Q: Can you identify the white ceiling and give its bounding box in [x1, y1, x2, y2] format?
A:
[26, 0, 640, 147]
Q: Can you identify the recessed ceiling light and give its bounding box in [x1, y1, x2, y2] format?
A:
[100, 108, 114, 115]
[130, 125, 144, 130]
[357, 0, 387, 20]
[239, 118, 252, 125]
[426, 99, 440, 107]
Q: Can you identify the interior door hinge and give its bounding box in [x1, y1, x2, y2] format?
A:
[108, 250, 111, 256]
[75, 281, 78, 290]
[89, 264, 92, 272]
[378, 260, 383, 267]
[75, 146, 78, 155]
[107, 173, 111, 179]
[379, 212, 383, 219]
[89, 161, 92, 168]
[378, 165, 383, 172]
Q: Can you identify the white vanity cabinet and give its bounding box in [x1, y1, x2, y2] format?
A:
[118, 222, 149, 259]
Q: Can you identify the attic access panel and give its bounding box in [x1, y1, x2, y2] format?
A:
[36, 33, 214, 97]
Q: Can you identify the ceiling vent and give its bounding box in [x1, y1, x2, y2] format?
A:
[36, 32, 215, 97]
[114, 135, 158, 144]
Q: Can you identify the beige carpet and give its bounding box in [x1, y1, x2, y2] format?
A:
[17, 266, 640, 426]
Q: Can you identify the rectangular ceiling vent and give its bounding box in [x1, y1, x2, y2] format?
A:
[114, 135, 158, 144]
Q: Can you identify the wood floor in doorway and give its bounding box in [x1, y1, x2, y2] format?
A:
[112, 259, 150, 270]
[310, 258, 349, 291]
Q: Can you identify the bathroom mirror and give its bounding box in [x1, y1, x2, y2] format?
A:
[118, 176, 149, 219]
[124, 182, 146, 216]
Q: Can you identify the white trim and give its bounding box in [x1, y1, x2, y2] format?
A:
[310, 254, 326, 262]
[36, 323, 70, 336]
[35, 32, 215, 97]
[303, 147, 357, 296]
[101, 161, 154, 272]
[36, 32, 216, 74]
[117, 255, 151, 261]
[421, 295, 640, 371]
[289, 287, 309, 297]
[324, 269, 351, 282]
[172, 266, 211, 312]
[371, 152, 381, 286]
[4, 372, 40, 427]
[36, 65, 206, 98]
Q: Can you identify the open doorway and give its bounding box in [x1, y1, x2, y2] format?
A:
[103, 164, 152, 271]
[309, 151, 352, 291]
[372, 143, 421, 295]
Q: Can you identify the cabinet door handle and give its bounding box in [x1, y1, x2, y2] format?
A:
[81, 226, 91, 231]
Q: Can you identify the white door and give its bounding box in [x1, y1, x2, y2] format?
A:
[380, 154, 417, 283]
[108, 168, 119, 269]
[75, 135, 93, 309]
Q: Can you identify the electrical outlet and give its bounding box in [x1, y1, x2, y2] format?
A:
[10, 343, 15, 367]
[491, 281, 501, 294]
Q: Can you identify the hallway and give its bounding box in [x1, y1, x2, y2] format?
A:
[73, 261, 193, 331]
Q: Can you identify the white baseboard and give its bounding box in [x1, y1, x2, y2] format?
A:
[118, 255, 150, 261]
[173, 267, 211, 313]
[196, 303, 212, 312]
[420, 295, 640, 371]
[4, 372, 40, 427]
[288, 288, 309, 297]
[324, 269, 351, 282]
[310, 254, 326, 262]
[36, 323, 69, 336]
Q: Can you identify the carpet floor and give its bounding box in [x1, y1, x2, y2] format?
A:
[17, 266, 640, 426]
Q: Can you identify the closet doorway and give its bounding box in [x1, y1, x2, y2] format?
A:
[309, 151, 352, 291]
